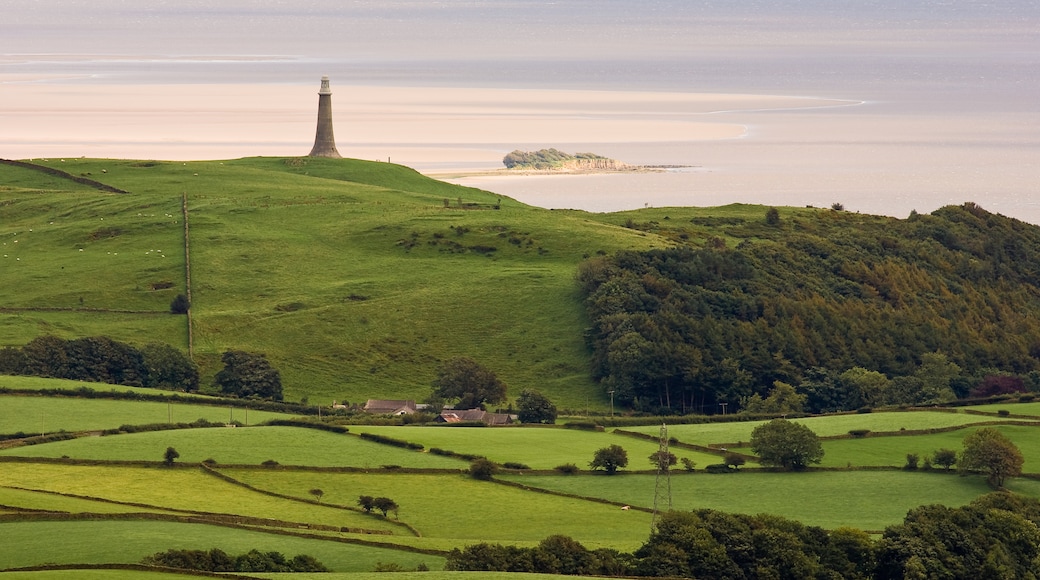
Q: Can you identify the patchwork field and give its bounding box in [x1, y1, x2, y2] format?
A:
[4, 389, 1040, 576]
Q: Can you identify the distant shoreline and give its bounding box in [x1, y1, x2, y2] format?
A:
[429, 165, 696, 180]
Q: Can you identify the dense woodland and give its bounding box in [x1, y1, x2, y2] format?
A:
[0, 336, 198, 391]
[448, 492, 1040, 578]
[581, 204, 1040, 413]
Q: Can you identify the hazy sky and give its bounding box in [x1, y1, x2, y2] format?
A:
[3, 1, 1038, 220]
[4, 0, 1037, 100]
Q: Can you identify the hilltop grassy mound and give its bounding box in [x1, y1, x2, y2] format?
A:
[0, 156, 661, 407]
[5, 156, 1040, 415]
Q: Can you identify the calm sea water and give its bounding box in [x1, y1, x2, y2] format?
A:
[2, 1, 1038, 221]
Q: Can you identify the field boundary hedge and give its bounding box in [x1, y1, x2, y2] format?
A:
[0, 563, 258, 579]
[0, 158, 130, 194]
[201, 464, 416, 536]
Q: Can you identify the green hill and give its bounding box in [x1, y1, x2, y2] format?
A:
[5, 156, 1040, 414]
[0, 156, 664, 407]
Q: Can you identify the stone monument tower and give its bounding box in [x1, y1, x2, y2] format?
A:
[308, 76, 342, 158]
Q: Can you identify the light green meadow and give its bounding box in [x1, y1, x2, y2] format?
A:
[0, 463, 401, 535]
[0, 426, 467, 469]
[498, 470, 1015, 532]
[221, 469, 653, 551]
[0, 395, 296, 434]
[344, 425, 719, 470]
[622, 410, 1040, 445]
[814, 423, 1040, 470]
[0, 520, 441, 572]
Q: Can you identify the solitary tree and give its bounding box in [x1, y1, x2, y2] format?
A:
[430, 356, 507, 409]
[932, 448, 958, 471]
[590, 445, 629, 474]
[309, 488, 324, 503]
[469, 458, 498, 481]
[140, 342, 199, 391]
[960, 427, 1023, 488]
[723, 452, 746, 470]
[649, 450, 677, 471]
[517, 389, 557, 424]
[373, 497, 399, 518]
[170, 293, 190, 314]
[214, 350, 282, 400]
[358, 495, 375, 513]
[163, 446, 180, 466]
[750, 418, 823, 470]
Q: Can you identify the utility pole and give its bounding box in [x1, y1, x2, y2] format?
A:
[651, 423, 673, 532]
[608, 390, 615, 418]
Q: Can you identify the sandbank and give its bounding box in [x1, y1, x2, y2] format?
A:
[0, 80, 853, 163]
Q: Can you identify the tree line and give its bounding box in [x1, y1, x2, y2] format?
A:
[448, 492, 1040, 578]
[0, 336, 283, 400]
[580, 203, 1040, 413]
[0, 335, 198, 391]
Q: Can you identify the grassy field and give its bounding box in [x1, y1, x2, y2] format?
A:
[622, 409, 1040, 444]
[0, 375, 210, 397]
[0, 573, 581, 580]
[343, 424, 720, 469]
[4, 406, 1040, 573]
[0, 520, 441, 572]
[498, 470, 1022, 532]
[815, 423, 1040, 470]
[0, 395, 296, 434]
[0, 157, 812, 409]
[0, 426, 468, 469]
[0, 463, 402, 535]
[220, 469, 653, 550]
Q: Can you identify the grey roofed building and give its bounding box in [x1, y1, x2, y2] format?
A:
[363, 399, 417, 415]
[437, 408, 514, 425]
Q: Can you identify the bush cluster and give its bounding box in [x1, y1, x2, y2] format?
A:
[450, 493, 1040, 578]
[0, 336, 198, 391]
[142, 548, 327, 572]
[359, 432, 424, 450]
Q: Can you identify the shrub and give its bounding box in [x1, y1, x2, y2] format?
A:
[723, 453, 746, 469]
[904, 453, 919, 470]
[848, 429, 871, 438]
[261, 459, 280, 467]
[706, 464, 735, 474]
[998, 409, 1010, 417]
[555, 463, 579, 475]
[359, 432, 424, 450]
[170, 294, 190, 314]
[856, 407, 873, 414]
[503, 462, 531, 470]
[469, 458, 498, 480]
[680, 457, 696, 472]
[564, 421, 603, 431]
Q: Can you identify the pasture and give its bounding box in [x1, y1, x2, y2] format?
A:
[621, 409, 1040, 444]
[344, 425, 719, 469]
[2, 156, 665, 407]
[219, 469, 653, 550]
[497, 470, 1019, 532]
[0, 395, 295, 434]
[3, 405, 1040, 574]
[0, 520, 440, 572]
[0, 426, 468, 469]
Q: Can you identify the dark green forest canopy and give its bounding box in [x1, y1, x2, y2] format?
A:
[581, 203, 1040, 413]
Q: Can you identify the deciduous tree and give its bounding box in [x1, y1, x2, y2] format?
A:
[960, 427, 1023, 487]
[750, 418, 823, 470]
[214, 350, 282, 400]
[431, 356, 507, 409]
[590, 444, 628, 474]
[517, 389, 557, 424]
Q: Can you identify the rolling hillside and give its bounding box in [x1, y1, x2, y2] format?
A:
[1, 156, 665, 407]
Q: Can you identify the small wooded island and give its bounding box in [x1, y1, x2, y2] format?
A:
[503, 148, 648, 172]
